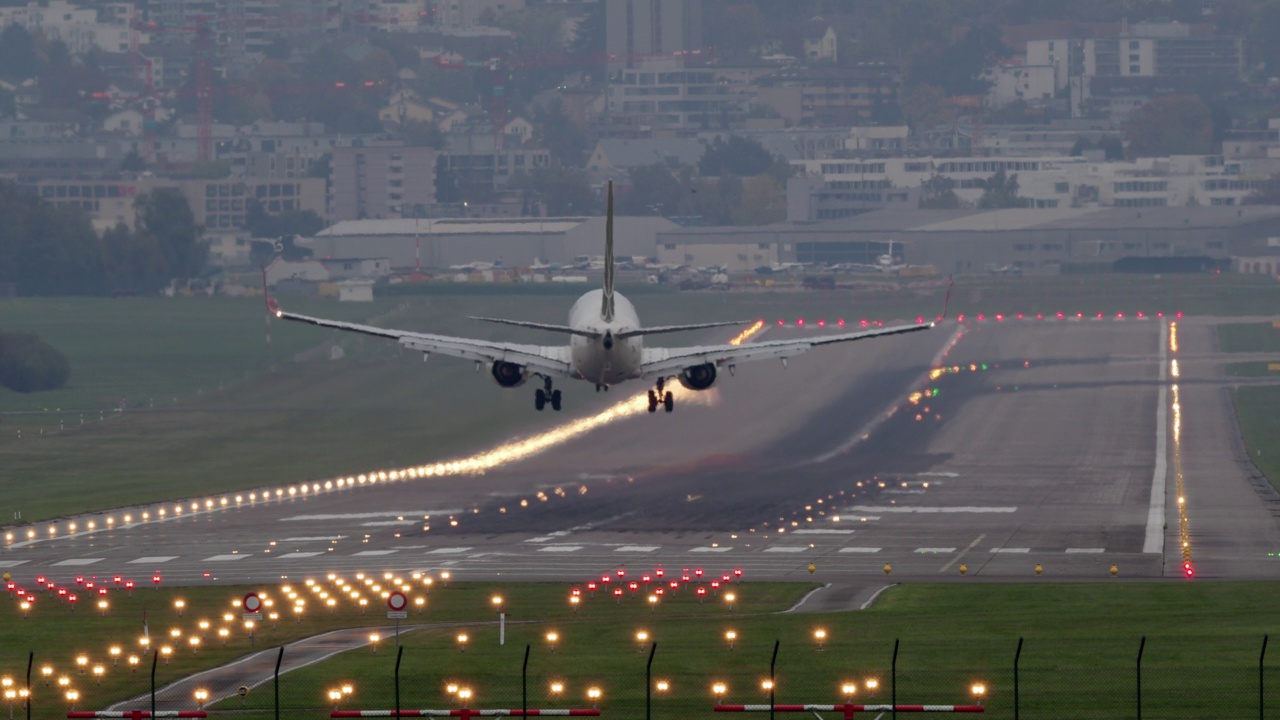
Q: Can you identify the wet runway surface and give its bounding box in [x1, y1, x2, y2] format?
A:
[6, 317, 1280, 597]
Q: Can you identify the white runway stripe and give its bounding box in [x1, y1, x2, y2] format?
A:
[791, 529, 855, 535]
[615, 546, 659, 553]
[282, 511, 458, 522]
[990, 548, 1030, 553]
[1066, 548, 1106, 554]
[838, 547, 882, 553]
[851, 506, 1016, 513]
[425, 547, 472, 555]
[276, 552, 323, 559]
[281, 536, 345, 542]
[689, 547, 732, 553]
[0, 561, 29, 568]
[53, 558, 103, 566]
[763, 547, 807, 553]
[203, 554, 249, 561]
[127, 556, 178, 564]
[538, 546, 583, 553]
[351, 550, 397, 556]
[915, 547, 956, 553]
[360, 521, 418, 527]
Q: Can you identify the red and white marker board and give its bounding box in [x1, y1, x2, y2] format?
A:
[243, 592, 263, 620]
[387, 591, 408, 619]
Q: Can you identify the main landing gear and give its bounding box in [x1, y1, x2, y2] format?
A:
[647, 377, 674, 413]
[535, 376, 562, 412]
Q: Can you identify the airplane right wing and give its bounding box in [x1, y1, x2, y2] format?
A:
[274, 308, 575, 378]
[640, 320, 933, 378]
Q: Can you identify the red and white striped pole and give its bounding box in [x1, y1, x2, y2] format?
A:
[68, 707, 208, 712]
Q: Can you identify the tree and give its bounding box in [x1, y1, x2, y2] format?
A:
[0, 332, 70, 393]
[434, 155, 461, 204]
[400, 120, 445, 149]
[1125, 95, 1214, 158]
[244, 198, 325, 239]
[699, 136, 775, 177]
[732, 174, 786, 225]
[618, 163, 685, 216]
[900, 84, 955, 132]
[977, 168, 1027, 208]
[120, 149, 146, 173]
[134, 189, 205, 280]
[919, 175, 962, 209]
[1248, 1, 1280, 78]
[568, 1, 604, 56]
[499, 7, 567, 55]
[534, 98, 588, 167]
[0, 25, 39, 80]
[510, 167, 598, 216]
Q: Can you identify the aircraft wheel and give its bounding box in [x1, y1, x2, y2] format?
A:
[647, 390, 658, 413]
[535, 388, 547, 411]
[551, 389, 562, 411]
[663, 391, 674, 413]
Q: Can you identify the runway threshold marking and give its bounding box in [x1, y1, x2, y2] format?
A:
[938, 534, 986, 573]
[52, 558, 104, 566]
[1144, 320, 1169, 554]
[127, 556, 178, 564]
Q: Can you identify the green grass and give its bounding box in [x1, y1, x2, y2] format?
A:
[1230, 384, 1280, 492]
[1225, 361, 1280, 376]
[1218, 322, 1280, 353]
[5, 579, 1280, 720]
[3, 274, 1280, 523]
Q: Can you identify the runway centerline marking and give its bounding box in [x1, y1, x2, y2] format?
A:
[939, 534, 985, 573]
[127, 556, 178, 564]
[52, 558, 104, 566]
[1144, 320, 1168, 554]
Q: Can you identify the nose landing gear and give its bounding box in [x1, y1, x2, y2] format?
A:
[535, 376, 562, 411]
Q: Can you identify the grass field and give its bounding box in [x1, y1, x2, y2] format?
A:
[1218, 321, 1280, 353]
[3, 274, 1280, 523]
[3, 578, 1278, 720]
[1230, 384, 1280, 492]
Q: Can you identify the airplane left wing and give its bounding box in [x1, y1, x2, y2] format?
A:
[640, 320, 933, 378]
[274, 310, 574, 378]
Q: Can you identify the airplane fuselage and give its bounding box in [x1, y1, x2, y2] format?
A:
[567, 289, 644, 385]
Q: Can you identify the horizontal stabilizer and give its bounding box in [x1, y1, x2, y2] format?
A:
[614, 320, 753, 339]
[470, 316, 601, 338]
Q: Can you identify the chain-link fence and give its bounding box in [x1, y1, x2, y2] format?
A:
[5, 634, 1277, 720]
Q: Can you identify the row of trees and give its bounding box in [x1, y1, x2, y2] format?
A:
[0, 332, 70, 393]
[0, 183, 205, 295]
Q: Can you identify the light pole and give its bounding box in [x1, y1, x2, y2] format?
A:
[491, 595, 505, 646]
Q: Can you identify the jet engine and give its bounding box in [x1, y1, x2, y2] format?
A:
[490, 361, 529, 387]
[678, 363, 717, 390]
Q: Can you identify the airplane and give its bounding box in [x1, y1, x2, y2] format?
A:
[266, 182, 936, 414]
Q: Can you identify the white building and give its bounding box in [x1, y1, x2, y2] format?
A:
[985, 62, 1056, 109]
[0, 0, 145, 55]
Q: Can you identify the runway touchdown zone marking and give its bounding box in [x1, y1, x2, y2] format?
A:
[538, 546, 583, 553]
[763, 547, 808, 553]
[615, 546, 659, 553]
[838, 547, 882, 553]
[425, 547, 472, 555]
[127, 556, 178, 564]
[276, 552, 324, 559]
[52, 558, 104, 566]
[0, 561, 29, 568]
[202, 554, 249, 562]
[351, 550, 397, 556]
[1066, 548, 1106, 554]
[689, 547, 732, 553]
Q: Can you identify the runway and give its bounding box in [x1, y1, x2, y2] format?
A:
[5, 315, 1280, 594]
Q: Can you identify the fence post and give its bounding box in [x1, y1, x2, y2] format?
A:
[891, 639, 899, 720]
[274, 646, 284, 720]
[25, 651, 31, 720]
[646, 642, 657, 720]
[1014, 637, 1023, 720]
[769, 640, 779, 720]
[1136, 636, 1145, 720]
[1261, 634, 1268, 720]
[396, 644, 404, 720]
[150, 650, 157, 718]
[522, 645, 530, 720]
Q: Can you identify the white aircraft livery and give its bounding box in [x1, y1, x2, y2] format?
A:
[268, 182, 935, 413]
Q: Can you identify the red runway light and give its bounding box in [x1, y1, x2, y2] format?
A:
[613, 588, 623, 597]
[956, 314, 965, 322]
[1157, 311, 1164, 318]
[75, 576, 84, 585]
[916, 316, 924, 324]
[1096, 312, 1103, 319]
[695, 568, 704, 578]
[837, 319, 845, 327]
[36, 576, 45, 585]
[628, 582, 638, 591]
[655, 568, 664, 578]
[1017, 313, 1024, 320]
[995, 314, 1004, 322]
[1176, 311, 1183, 318]
[669, 580, 679, 589]
[616, 569, 625, 578]
[859, 319, 869, 327]
[601, 575, 610, 584]
[696, 587, 707, 597]
[655, 587, 664, 596]
[571, 587, 581, 596]
[641, 575, 651, 584]
[1056, 312, 1064, 320]
[777, 319, 784, 326]
[587, 582, 597, 591]
[797, 318, 805, 327]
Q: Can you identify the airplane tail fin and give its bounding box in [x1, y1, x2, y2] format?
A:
[602, 179, 615, 322]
